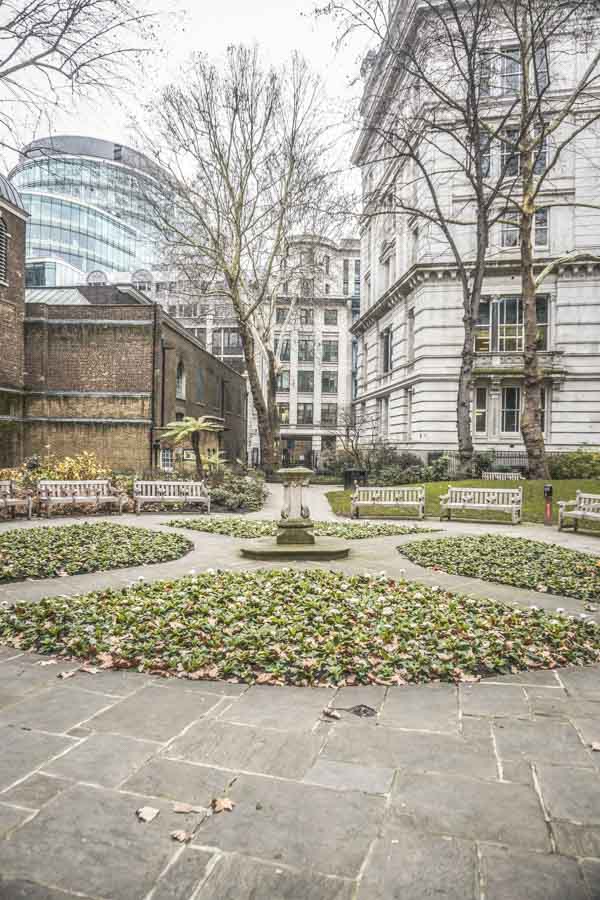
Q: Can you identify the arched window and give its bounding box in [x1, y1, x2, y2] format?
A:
[176, 361, 186, 400]
[0, 218, 8, 284]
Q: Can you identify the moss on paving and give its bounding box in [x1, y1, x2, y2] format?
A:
[0, 523, 192, 582]
[2, 569, 599, 685]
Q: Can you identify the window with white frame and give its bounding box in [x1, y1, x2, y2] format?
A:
[475, 386, 488, 434]
[324, 308, 337, 326]
[276, 369, 290, 392]
[160, 447, 174, 471]
[322, 340, 338, 364]
[378, 396, 389, 438]
[321, 370, 338, 394]
[501, 386, 521, 433]
[501, 210, 520, 247]
[535, 208, 549, 247]
[500, 47, 521, 93]
[299, 307, 313, 326]
[321, 403, 338, 427]
[475, 296, 549, 352]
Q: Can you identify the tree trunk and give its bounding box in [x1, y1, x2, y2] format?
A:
[238, 319, 278, 475]
[520, 202, 549, 478]
[191, 432, 204, 479]
[457, 318, 475, 475]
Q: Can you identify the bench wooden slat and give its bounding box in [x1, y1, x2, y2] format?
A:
[558, 491, 600, 531]
[440, 485, 522, 524]
[351, 485, 425, 519]
[0, 480, 32, 520]
[37, 480, 124, 517]
[133, 480, 211, 514]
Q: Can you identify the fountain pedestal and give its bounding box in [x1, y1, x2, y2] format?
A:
[240, 466, 350, 560]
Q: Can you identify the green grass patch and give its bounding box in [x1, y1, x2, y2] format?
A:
[167, 516, 438, 540]
[400, 535, 600, 604]
[2, 569, 599, 685]
[0, 523, 193, 583]
[327, 479, 600, 526]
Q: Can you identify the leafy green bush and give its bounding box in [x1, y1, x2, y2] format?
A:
[209, 470, 266, 511]
[0, 523, 192, 582]
[167, 516, 437, 539]
[548, 450, 600, 480]
[2, 569, 598, 684]
[0, 452, 113, 490]
[378, 465, 424, 485]
[401, 535, 600, 603]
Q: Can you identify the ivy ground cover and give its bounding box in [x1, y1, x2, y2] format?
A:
[2, 569, 599, 685]
[0, 523, 193, 582]
[400, 535, 600, 604]
[167, 516, 437, 540]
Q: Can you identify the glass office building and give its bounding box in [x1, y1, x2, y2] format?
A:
[9, 136, 163, 280]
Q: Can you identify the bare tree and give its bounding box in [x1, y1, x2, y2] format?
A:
[0, 0, 152, 153]
[143, 45, 346, 473]
[320, 0, 600, 477]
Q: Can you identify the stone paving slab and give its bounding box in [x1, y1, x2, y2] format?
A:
[220, 684, 333, 731]
[150, 848, 213, 900]
[493, 718, 594, 766]
[356, 828, 479, 900]
[0, 686, 114, 734]
[0, 726, 77, 792]
[0, 773, 72, 810]
[86, 684, 220, 742]
[390, 773, 551, 850]
[166, 719, 323, 780]
[379, 682, 458, 732]
[302, 758, 394, 794]
[123, 758, 233, 807]
[537, 763, 600, 824]
[42, 733, 161, 788]
[197, 854, 354, 900]
[195, 774, 385, 878]
[480, 844, 591, 900]
[460, 683, 531, 719]
[0, 783, 193, 900]
[0, 881, 81, 900]
[0, 804, 31, 839]
[322, 721, 498, 780]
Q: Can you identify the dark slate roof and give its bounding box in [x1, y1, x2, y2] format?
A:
[0, 172, 25, 211]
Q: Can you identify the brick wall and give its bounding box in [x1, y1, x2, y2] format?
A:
[24, 421, 150, 471]
[0, 202, 27, 466]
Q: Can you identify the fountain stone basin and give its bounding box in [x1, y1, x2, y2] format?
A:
[240, 466, 350, 561]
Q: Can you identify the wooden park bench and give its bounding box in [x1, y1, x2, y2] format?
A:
[440, 485, 523, 524]
[558, 491, 600, 532]
[0, 480, 33, 520]
[133, 480, 211, 514]
[38, 479, 126, 517]
[351, 485, 426, 519]
[482, 471, 524, 481]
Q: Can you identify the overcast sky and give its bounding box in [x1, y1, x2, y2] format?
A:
[33, 0, 368, 179]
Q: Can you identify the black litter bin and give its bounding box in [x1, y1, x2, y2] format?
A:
[343, 468, 367, 490]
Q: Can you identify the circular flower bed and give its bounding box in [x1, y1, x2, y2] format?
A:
[400, 535, 600, 604]
[2, 569, 598, 684]
[166, 516, 436, 540]
[0, 523, 193, 582]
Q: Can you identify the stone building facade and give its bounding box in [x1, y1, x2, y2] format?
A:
[352, 6, 600, 456]
[247, 236, 361, 467]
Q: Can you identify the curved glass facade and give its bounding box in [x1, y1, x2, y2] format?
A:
[10, 137, 162, 274]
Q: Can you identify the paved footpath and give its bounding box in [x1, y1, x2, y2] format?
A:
[0, 486, 599, 898]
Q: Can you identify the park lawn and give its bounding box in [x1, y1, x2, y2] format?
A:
[326, 479, 600, 527]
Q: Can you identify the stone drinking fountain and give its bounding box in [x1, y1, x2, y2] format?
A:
[240, 466, 350, 560]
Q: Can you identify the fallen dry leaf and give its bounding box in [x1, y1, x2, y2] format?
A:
[591, 743, 600, 752]
[322, 708, 341, 720]
[136, 806, 160, 823]
[211, 797, 235, 814]
[79, 664, 99, 675]
[170, 829, 193, 843]
[173, 802, 203, 814]
[38, 660, 57, 667]
[57, 670, 76, 680]
[96, 652, 114, 669]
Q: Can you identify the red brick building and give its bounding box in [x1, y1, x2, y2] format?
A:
[0, 176, 247, 471]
